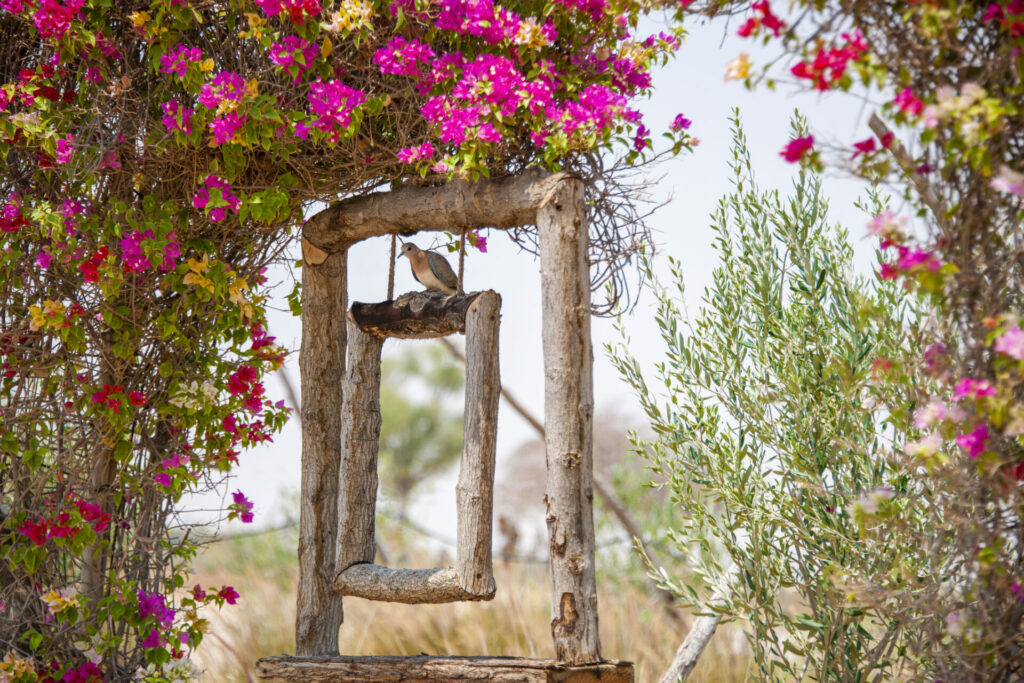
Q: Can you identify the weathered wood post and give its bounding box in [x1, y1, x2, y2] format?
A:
[296, 239, 347, 655]
[538, 178, 600, 664]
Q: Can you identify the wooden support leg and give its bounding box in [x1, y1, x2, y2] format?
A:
[336, 314, 384, 573]
[296, 241, 347, 655]
[538, 179, 601, 664]
[456, 291, 501, 596]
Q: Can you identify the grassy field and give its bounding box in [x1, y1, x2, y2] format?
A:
[189, 528, 752, 682]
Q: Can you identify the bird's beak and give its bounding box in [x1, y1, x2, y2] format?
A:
[396, 251, 405, 261]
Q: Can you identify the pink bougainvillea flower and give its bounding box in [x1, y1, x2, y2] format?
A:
[129, 391, 147, 406]
[669, 113, 691, 131]
[866, 210, 906, 242]
[55, 134, 75, 164]
[893, 87, 924, 116]
[161, 100, 195, 135]
[895, 246, 941, 272]
[397, 142, 435, 163]
[120, 229, 155, 272]
[308, 79, 367, 135]
[209, 111, 246, 146]
[851, 137, 876, 158]
[18, 517, 48, 546]
[140, 629, 164, 649]
[192, 585, 207, 600]
[32, 0, 86, 40]
[956, 423, 988, 458]
[994, 326, 1024, 360]
[914, 398, 966, 429]
[232, 490, 255, 523]
[990, 165, 1024, 196]
[374, 36, 436, 77]
[780, 135, 814, 163]
[159, 45, 202, 78]
[953, 377, 997, 400]
[467, 230, 487, 253]
[218, 585, 240, 604]
[736, 0, 785, 37]
[790, 31, 865, 91]
[199, 71, 246, 109]
[36, 251, 52, 269]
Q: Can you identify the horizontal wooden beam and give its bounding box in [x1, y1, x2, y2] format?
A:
[302, 169, 571, 255]
[350, 291, 489, 339]
[255, 655, 634, 682]
[333, 564, 495, 603]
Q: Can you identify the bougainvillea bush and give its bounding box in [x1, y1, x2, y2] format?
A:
[667, 1, 1024, 679]
[0, 0, 694, 677]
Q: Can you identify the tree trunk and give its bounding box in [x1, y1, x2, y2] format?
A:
[296, 240, 347, 655]
[538, 178, 600, 664]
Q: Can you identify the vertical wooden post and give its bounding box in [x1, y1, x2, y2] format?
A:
[456, 291, 501, 595]
[538, 179, 600, 664]
[336, 314, 384, 573]
[296, 239, 347, 655]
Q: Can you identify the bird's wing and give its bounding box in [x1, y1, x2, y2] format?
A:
[427, 252, 459, 290]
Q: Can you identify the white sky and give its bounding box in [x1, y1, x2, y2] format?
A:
[186, 14, 887, 540]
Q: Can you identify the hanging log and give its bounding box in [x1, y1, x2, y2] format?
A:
[538, 178, 601, 665]
[296, 240, 347, 656]
[335, 314, 384, 573]
[350, 291, 488, 339]
[302, 169, 570, 254]
[455, 291, 501, 596]
[255, 655, 635, 682]
[334, 564, 493, 603]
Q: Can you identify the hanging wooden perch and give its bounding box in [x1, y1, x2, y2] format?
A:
[350, 291, 486, 339]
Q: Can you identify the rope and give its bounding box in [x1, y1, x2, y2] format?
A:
[457, 229, 466, 295]
[387, 234, 396, 300]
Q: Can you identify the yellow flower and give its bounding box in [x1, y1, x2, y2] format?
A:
[725, 52, 751, 81]
[183, 256, 215, 292]
[199, 58, 215, 73]
[129, 11, 150, 27]
[42, 589, 80, 613]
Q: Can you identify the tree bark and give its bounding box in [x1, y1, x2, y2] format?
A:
[296, 240, 347, 656]
[456, 291, 501, 596]
[538, 178, 600, 664]
[350, 291, 486, 339]
[255, 654, 634, 682]
[303, 169, 572, 254]
[335, 314, 384, 573]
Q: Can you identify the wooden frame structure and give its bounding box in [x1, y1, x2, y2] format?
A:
[259, 169, 626, 680]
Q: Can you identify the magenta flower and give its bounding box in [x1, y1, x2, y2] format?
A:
[161, 100, 195, 135]
[140, 629, 164, 649]
[467, 230, 487, 253]
[154, 472, 172, 488]
[120, 229, 154, 272]
[990, 166, 1024, 196]
[199, 71, 246, 109]
[397, 142, 435, 163]
[18, 518, 48, 546]
[669, 114, 691, 132]
[138, 589, 175, 628]
[36, 252, 52, 269]
[994, 326, 1024, 360]
[374, 36, 436, 76]
[232, 490, 255, 523]
[55, 134, 75, 164]
[780, 135, 814, 163]
[896, 246, 941, 272]
[294, 120, 310, 139]
[32, 0, 85, 40]
[308, 79, 367, 135]
[159, 45, 202, 78]
[953, 377, 997, 400]
[218, 585, 240, 604]
[209, 111, 246, 145]
[893, 87, 924, 116]
[956, 423, 988, 458]
[269, 35, 318, 77]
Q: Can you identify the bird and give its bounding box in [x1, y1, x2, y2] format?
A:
[398, 242, 459, 295]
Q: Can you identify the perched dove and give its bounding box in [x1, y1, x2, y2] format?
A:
[398, 242, 459, 295]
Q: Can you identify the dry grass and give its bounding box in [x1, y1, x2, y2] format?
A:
[189, 530, 751, 682]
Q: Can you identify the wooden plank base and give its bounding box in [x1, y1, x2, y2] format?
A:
[255, 655, 634, 682]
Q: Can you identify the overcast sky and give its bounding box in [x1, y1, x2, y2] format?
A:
[183, 13, 886, 542]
